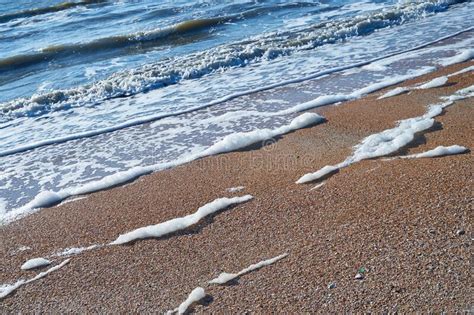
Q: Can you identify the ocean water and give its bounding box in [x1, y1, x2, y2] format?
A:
[0, 0, 473, 222]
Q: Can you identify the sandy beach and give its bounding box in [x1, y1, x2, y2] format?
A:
[1, 61, 473, 313]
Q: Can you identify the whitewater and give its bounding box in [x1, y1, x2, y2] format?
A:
[0, 0, 473, 222]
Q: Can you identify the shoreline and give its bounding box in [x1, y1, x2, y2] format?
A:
[1, 62, 473, 312]
[3, 30, 474, 224]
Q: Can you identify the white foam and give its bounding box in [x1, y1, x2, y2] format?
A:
[226, 186, 245, 193]
[400, 145, 468, 159]
[379, 75, 450, 99]
[351, 67, 435, 98]
[24, 191, 63, 209]
[297, 117, 434, 184]
[1, 190, 64, 223]
[1, 191, 66, 223]
[297, 85, 474, 184]
[297, 115, 436, 184]
[200, 113, 324, 156]
[20, 258, 51, 270]
[54, 245, 101, 257]
[209, 272, 239, 285]
[297, 165, 339, 184]
[378, 87, 410, 99]
[209, 253, 288, 285]
[168, 287, 206, 315]
[309, 182, 326, 191]
[58, 196, 88, 206]
[110, 195, 253, 245]
[0, 259, 70, 299]
[445, 84, 474, 101]
[439, 49, 474, 66]
[448, 65, 474, 76]
[362, 63, 389, 72]
[417, 76, 448, 89]
[347, 67, 435, 101]
[348, 117, 435, 162]
[277, 95, 349, 115]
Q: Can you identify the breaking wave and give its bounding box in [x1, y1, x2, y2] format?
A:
[0, 2, 323, 72]
[0, 0, 465, 122]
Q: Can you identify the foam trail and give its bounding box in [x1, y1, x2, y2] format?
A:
[439, 49, 474, 66]
[379, 74, 447, 99]
[380, 63, 473, 99]
[200, 113, 324, 156]
[167, 287, 206, 315]
[58, 196, 88, 206]
[227, 186, 245, 193]
[110, 195, 253, 245]
[209, 253, 288, 285]
[276, 95, 349, 115]
[417, 76, 448, 89]
[448, 65, 474, 76]
[309, 182, 326, 191]
[297, 85, 474, 184]
[279, 67, 435, 109]
[379, 87, 410, 99]
[21, 258, 51, 270]
[399, 145, 468, 159]
[0, 259, 70, 299]
[299, 166, 340, 184]
[54, 245, 102, 257]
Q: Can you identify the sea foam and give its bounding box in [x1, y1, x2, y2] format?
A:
[110, 195, 253, 245]
[297, 85, 474, 184]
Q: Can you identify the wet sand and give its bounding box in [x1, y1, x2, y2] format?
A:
[1, 61, 473, 313]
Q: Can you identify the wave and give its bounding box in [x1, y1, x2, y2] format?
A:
[0, 2, 325, 73]
[0, 0, 107, 24]
[0, 18, 219, 72]
[0, 0, 466, 122]
[0, 27, 472, 158]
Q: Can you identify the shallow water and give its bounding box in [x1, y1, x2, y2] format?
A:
[0, 0, 473, 220]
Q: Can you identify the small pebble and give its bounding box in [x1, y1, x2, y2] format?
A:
[355, 273, 364, 280]
[328, 282, 336, 289]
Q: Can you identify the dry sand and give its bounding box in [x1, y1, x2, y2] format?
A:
[1, 62, 473, 313]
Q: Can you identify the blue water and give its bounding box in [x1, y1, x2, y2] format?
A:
[0, 0, 364, 102]
[0, 0, 473, 221]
